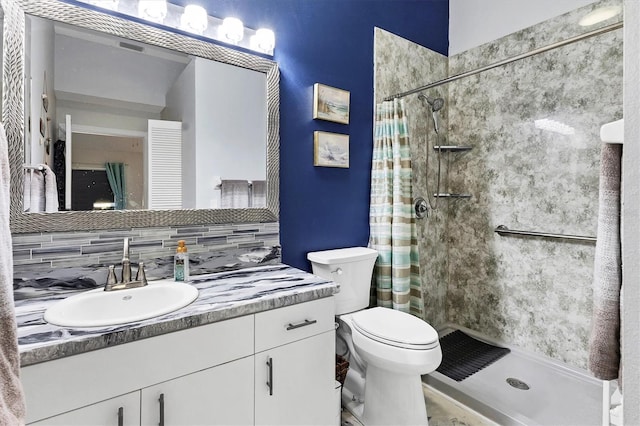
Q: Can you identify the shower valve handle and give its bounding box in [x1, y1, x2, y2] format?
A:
[414, 197, 428, 219]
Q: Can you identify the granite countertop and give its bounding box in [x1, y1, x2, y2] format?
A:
[16, 264, 338, 367]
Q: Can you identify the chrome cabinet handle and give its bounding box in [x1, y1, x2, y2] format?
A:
[266, 357, 273, 396]
[286, 319, 317, 331]
[159, 393, 165, 426]
[117, 407, 123, 426]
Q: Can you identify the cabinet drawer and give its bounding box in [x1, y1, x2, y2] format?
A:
[255, 297, 335, 352]
[29, 391, 140, 426]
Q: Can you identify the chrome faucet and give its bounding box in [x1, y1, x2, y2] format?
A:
[104, 238, 148, 291]
[122, 237, 132, 283]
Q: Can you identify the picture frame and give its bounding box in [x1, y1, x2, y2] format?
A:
[313, 83, 350, 124]
[314, 131, 349, 168]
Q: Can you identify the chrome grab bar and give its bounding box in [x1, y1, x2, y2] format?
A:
[494, 225, 596, 243]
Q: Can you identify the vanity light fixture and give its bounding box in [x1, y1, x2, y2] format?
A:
[220, 17, 244, 44]
[85, 0, 119, 11]
[251, 28, 275, 54]
[138, 0, 168, 24]
[180, 4, 208, 35]
[578, 5, 622, 27]
[76, 0, 276, 56]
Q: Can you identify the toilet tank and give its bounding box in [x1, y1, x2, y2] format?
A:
[307, 247, 378, 315]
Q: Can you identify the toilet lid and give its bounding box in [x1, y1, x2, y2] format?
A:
[351, 307, 439, 350]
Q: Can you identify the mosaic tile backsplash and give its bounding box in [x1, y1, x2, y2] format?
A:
[12, 222, 280, 280]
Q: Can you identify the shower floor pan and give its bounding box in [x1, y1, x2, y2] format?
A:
[424, 325, 604, 426]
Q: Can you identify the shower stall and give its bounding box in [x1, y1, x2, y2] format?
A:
[374, 0, 622, 424]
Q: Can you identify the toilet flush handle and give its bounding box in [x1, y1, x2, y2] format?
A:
[331, 267, 343, 275]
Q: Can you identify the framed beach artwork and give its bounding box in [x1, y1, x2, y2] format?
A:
[313, 83, 350, 124]
[314, 131, 349, 168]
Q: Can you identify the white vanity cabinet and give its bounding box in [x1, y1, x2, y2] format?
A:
[22, 314, 255, 425]
[140, 356, 254, 426]
[30, 392, 140, 426]
[21, 297, 336, 426]
[254, 296, 336, 426]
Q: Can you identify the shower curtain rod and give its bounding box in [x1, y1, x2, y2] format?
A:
[383, 21, 623, 101]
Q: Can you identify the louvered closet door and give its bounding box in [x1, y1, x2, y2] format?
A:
[147, 119, 182, 209]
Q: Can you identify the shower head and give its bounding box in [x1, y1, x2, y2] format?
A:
[418, 94, 445, 112]
[418, 93, 445, 134]
[430, 97, 445, 112]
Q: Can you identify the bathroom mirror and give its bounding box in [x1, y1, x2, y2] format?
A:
[3, 0, 279, 233]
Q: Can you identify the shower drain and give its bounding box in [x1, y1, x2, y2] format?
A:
[506, 377, 530, 390]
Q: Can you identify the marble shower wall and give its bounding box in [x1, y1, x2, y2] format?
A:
[374, 1, 622, 369]
[374, 28, 449, 327]
[445, 0, 622, 369]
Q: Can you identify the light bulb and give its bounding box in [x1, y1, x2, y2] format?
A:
[180, 4, 208, 35]
[138, 0, 167, 24]
[219, 17, 244, 44]
[250, 28, 275, 53]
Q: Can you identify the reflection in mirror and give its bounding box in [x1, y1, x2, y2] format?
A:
[5, 0, 279, 233]
[24, 15, 267, 212]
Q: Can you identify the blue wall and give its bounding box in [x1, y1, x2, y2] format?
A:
[175, 0, 449, 270]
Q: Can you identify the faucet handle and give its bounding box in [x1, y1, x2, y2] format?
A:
[135, 262, 148, 286]
[107, 265, 118, 285]
[122, 237, 130, 261]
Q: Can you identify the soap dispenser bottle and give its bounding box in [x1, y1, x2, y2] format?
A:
[174, 240, 190, 282]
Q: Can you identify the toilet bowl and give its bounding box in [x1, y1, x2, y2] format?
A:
[307, 247, 442, 426]
[351, 307, 441, 375]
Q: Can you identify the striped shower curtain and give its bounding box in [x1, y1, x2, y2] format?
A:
[369, 98, 424, 319]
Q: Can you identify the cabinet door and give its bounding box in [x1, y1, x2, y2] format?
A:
[29, 391, 140, 426]
[255, 330, 335, 426]
[140, 356, 253, 426]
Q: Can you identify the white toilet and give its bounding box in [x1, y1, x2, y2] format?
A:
[307, 247, 442, 426]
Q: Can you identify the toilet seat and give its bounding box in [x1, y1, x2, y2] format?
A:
[351, 307, 439, 350]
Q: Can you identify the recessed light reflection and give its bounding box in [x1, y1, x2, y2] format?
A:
[534, 118, 575, 135]
[578, 5, 621, 27]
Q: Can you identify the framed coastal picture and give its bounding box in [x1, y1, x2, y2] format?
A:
[314, 131, 349, 168]
[313, 83, 350, 124]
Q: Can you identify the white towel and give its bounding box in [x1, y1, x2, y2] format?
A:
[250, 180, 266, 208]
[22, 169, 31, 212]
[0, 123, 26, 424]
[221, 180, 250, 208]
[41, 164, 59, 213]
[28, 169, 45, 212]
[23, 164, 58, 213]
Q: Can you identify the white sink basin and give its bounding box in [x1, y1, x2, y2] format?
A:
[44, 280, 199, 327]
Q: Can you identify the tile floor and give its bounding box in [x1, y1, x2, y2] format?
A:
[340, 384, 498, 426]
